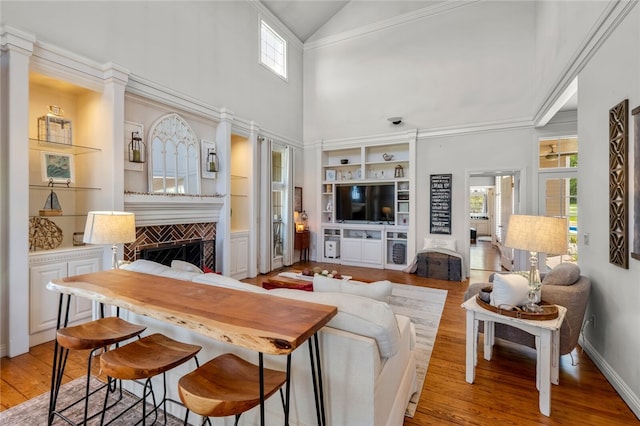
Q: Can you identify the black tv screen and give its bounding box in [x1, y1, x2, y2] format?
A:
[335, 184, 395, 223]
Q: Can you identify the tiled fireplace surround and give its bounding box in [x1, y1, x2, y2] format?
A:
[123, 222, 216, 268]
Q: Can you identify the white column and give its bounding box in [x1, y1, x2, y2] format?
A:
[1, 27, 35, 357]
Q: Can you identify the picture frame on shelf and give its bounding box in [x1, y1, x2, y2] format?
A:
[41, 151, 74, 184]
[124, 121, 145, 172]
[325, 169, 336, 181]
[201, 139, 218, 179]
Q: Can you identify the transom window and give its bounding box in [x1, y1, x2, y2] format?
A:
[260, 20, 287, 79]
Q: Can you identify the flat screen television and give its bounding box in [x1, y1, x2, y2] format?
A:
[335, 184, 395, 223]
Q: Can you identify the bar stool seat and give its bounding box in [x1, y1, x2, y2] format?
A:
[178, 353, 287, 421]
[99, 333, 201, 425]
[49, 317, 146, 425]
[57, 317, 146, 350]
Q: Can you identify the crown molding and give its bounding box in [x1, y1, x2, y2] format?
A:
[533, 0, 638, 126]
[304, 0, 479, 51]
[0, 25, 35, 54]
[417, 117, 533, 140]
[320, 128, 417, 150]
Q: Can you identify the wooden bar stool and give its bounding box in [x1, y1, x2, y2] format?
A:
[49, 316, 146, 426]
[178, 353, 289, 426]
[99, 333, 201, 426]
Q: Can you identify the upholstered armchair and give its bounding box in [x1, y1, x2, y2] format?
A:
[464, 263, 591, 356]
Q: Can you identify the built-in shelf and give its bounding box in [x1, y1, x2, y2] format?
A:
[29, 184, 101, 191]
[29, 138, 101, 155]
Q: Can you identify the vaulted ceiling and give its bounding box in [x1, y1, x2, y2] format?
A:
[261, 0, 349, 41]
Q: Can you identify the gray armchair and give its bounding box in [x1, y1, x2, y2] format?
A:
[464, 265, 590, 356]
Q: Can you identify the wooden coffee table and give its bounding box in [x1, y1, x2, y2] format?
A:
[263, 272, 372, 291]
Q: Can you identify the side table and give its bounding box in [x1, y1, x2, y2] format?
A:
[294, 230, 310, 262]
[461, 296, 566, 416]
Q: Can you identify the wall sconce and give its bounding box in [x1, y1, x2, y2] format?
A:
[128, 131, 145, 163]
[38, 105, 72, 145]
[207, 148, 219, 173]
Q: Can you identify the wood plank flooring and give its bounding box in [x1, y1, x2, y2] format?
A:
[2, 262, 638, 424]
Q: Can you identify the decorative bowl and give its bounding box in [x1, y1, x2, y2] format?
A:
[340, 159, 349, 164]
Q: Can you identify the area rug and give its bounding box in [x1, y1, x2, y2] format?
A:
[2, 283, 446, 424]
[0, 378, 184, 425]
[389, 283, 447, 417]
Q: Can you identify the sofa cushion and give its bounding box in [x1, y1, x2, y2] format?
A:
[542, 263, 580, 286]
[490, 273, 530, 307]
[171, 259, 204, 274]
[269, 289, 401, 358]
[313, 275, 392, 302]
[120, 259, 202, 282]
[193, 273, 268, 293]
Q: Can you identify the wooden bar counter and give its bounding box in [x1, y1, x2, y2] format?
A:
[48, 269, 337, 355]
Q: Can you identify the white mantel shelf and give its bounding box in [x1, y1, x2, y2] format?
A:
[124, 194, 225, 227]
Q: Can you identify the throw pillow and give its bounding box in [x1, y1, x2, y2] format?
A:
[313, 275, 393, 303]
[423, 237, 456, 251]
[542, 263, 580, 286]
[171, 259, 204, 274]
[490, 273, 530, 308]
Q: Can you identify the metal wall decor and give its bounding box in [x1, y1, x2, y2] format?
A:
[609, 99, 629, 269]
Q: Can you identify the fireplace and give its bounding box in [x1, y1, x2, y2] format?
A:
[140, 239, 215, 271]
[124, 222, 216, 272]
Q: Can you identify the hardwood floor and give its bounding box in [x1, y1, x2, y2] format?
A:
[2, 263, 637, 425]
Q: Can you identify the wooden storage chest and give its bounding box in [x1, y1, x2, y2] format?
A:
[416, 251, 462, 281]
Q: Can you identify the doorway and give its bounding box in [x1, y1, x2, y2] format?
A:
[468, 170, 520, 274]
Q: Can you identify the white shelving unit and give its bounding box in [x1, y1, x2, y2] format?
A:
[319, 139, 415, 269]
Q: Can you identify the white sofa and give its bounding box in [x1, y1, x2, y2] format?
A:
[119, 260, 417, 426]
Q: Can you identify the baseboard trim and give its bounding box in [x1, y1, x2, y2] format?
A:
[579, 335, 640, 420]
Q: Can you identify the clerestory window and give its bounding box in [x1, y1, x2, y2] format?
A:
[260, 20, 287, 80]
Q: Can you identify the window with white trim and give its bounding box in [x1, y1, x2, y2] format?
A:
[260, 20, 287, 79]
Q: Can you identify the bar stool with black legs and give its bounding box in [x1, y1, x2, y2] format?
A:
[178, 353, 289, 426]
[49, 315, 147, 425]
[99, 333, 202, 426]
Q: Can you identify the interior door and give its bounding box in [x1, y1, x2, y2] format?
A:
[538, 170, 578, 269]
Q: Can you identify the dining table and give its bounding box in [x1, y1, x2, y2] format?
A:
[47, 269, 338, 425]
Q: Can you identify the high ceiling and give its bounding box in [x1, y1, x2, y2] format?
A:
[261, 0, 349, 41]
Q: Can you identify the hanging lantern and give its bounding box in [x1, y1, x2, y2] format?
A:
[207, 148, 219, 173]
[128, 131, 145, 163]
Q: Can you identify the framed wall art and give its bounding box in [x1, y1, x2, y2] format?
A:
[41, 152, 74, 184]
[294, 186, 302, 212]
[325, 169, 336, 181]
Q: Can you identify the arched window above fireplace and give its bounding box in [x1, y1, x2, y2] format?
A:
[147, 113, 200, 195]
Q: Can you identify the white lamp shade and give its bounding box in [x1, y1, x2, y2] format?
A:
[504, 215, 568, 254]
[83, 211, 136, 245]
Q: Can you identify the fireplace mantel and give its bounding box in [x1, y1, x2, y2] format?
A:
[124, 194, 224, 226]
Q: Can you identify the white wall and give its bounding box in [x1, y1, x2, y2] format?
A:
[576, 5, 640, 416]
[303, 0, 535, 142]
[1, 1, 303, 141]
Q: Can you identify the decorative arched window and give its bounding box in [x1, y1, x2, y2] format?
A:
[147, 113, 200, 195]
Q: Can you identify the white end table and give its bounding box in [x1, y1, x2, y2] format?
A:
[461, 296, 567, 416]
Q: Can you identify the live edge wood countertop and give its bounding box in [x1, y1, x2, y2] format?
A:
[48, 269, 337, 355]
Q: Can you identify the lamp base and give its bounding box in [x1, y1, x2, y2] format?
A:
[523, 302, 542, 313]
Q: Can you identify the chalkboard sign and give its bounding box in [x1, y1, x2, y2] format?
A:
[430, 174, 452, 235]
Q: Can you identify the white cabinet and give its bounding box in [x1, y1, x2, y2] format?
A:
[470, 217, 491, 236]
[230, 231, 249, 280]
[29, 247, 103, 347]
[341, 227, 383, 268]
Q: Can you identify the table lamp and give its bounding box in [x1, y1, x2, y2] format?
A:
[504, 215, 568, 312]
[83, 211, 136, 269]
